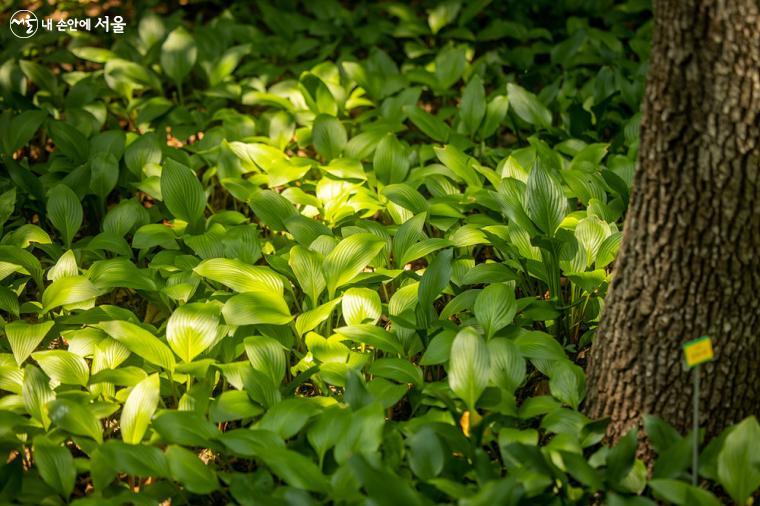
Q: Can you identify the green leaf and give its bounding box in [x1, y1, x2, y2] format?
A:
[296, 297, 341, 336]
[514, 330, 566, 361]
[342, 287, 382, 326]
[374, 133, 409, 184]
[448, 327, 490, 411]
[335, 324, 405, 355]
[488, 338, 526, 393]
[153, 411, 220, 447]
[259, 447, 329, 493]
[166, 445, 219, 495]
[649, 479, 721, 506]
[607, 428, 637, 485]
[89, 152, 119, 200]
[48, 121, 89, 163]
[428, 1, 460, 34]
[507, 82, 552, 129]
[323, 233, 385, 298]
[48, 398, 103, 443]
[167, 303, 220, 362]
[31, 350, 89, 386]
[717, 416, 760, 504]
[407, 427, 445, 479]
[434, 144, 481, 189]
[5, 320, 55, 365]
[244, 335, 286, 386]
[41, 275, 99, 313]
[120, 373, 161, 444]
[96, 320, 175, 371]
[524, 160, 566, 236]
[548, 361, 586, 409]
[222, 291, 293, 326]
[313, 114, 347, 161]
[22, 365, 54, 429]
[461, 75, 486, 136]
[194, 258, 283, 294]
[160, 27, 197, 84]
[20, 60, 58, 96]
[405, 106, 450, 143]
[3, 110, 47, 155]
[0, 187, 16, 229]
[47, 184, 83, 248]
[160, 159, 206, 226]
[474, 283, 516, 339]
[370, 358, 423, 387]
[33, 437, 76, 499]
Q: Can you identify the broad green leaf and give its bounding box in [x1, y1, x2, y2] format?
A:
[474, 283, 516, 339]
[3, 110, 47, 155]
[405, 106, 450, 143]
[23, 364, 54, 429]
[648, 479, 721, 506]
[0, 187, 16, 229]
[153, 411, 221, 447]
[460, 75, 486, 136]
[289, 247, 325, 306]
[342, 287, 382, 326]
[434, 144, 481, 189]
[335, 324, 404, 355]
[374, 133, 409, 184]
[41, 275, 99, 313]
[47, 184, 82, 248]
[47, 249, 78, 282]
[97, 440, 168, 479]
[31, 350, 89, 386]
[48, 120, 88, 163]
[194, 258, 283, 294]
[161, 27, 197, 84]
[507, 82, 552, 129]
[448, 327, 490, 411]
[323, 233, 385, 297]
[717, 416, 760, 504]
[166, 303, 220, 362]
[295, 297, 341, 336]
[488, 338, 526, 393]
[96, 320, 175, 371]
[515, 331, 567, 361]
[33, 437, 76, 498]
[120, 373, 161, 444]
[370, 358, 423, 387]
[244, 335, 286, 386]
[525, 160, 566, 236]
[166, 445, 219, 495]
[48, 398, 103, 443]
[407, 427, 445, 479]
[248, 189, 299, 232]
[161, 159, 206, 226]
[222, 292, 293, 326]
[5, 320, 55, 365]
[548, 361, 586, 409]
[89, 152, 120, 200]
[259, 447, 329, 493]
[313, 114, 347, 161]
[607, 428, 637, 485]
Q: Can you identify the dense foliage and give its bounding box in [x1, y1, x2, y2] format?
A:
[1, 1, 758, 504]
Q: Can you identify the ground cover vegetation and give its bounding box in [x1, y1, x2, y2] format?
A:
[0, 0, 758, 504]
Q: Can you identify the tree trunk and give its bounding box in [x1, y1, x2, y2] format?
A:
[585, 0, 760, 443]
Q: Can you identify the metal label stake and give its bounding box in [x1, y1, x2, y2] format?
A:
[682, 335, 714, 486]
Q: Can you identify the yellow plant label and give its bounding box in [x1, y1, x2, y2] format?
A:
[683, 336, 713, 367]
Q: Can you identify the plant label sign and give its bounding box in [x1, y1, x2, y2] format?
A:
[683, 336, 713, 368]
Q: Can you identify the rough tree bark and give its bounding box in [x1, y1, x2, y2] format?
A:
[585, 0, 760, 442]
